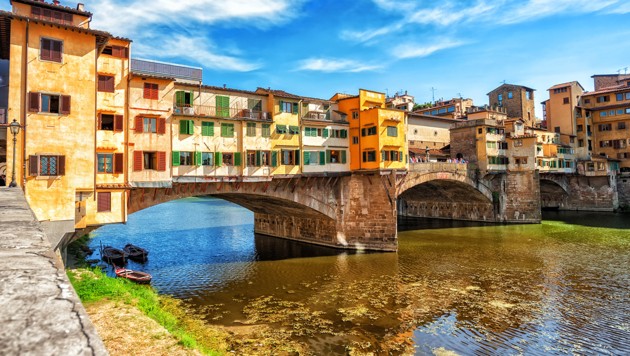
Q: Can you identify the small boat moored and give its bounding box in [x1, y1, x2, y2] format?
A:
[101, 246, 127, 264]
[114, 267, 152, 284]
[123, 243, 149, 262]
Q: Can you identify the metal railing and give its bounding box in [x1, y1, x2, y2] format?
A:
[131, 58, 203, 82]
[173, 105, 270, 121]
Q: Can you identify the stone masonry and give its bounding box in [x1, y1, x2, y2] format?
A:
[0, 188, 107, 356]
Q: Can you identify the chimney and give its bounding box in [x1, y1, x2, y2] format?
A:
[223, 84, 226, 89]
[53, 0, 60, 5]
[77, 3, 85, 11]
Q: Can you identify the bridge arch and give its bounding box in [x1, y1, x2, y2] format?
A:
[539, 175, 570, 209]
[397, 171, 494, 202]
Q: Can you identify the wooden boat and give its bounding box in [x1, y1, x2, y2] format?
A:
[114, 267, 152, 284]
[101, 246, 127, 264]
[123, 243, 149, 262]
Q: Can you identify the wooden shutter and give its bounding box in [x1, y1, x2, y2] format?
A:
[195, 151, 202, 166]
[271, 151, 277, 167]
[40, 38, 51, 61]
[60, 95, 71, 115]
[29, 155, 39, 176]
[294, 150, 300, 165]
[326, 150, 331, 164]
[135, 116, 144, 133]
[216, 96, 229, 117]
[97, 192, 111, 212]
[114, 153, 124, 173]
[256, 150, 262, 166]
[28, 92, 40, 112]
[187, 120, 194, 135]
[292, 102, 299, 114]
[341, 150, 347, 164]
[279, 100, 284, 112]
[179, 120, 187, 135]
[234, 152, 242, 166]
[114, 115, 123, 132]
[57, 155, 66, 175]
[172, 151, 180, 166]
[399, 151, 403, 162]
[31, 6, 41, 17]
[133, 150, 143, 171]
[202, 121, 213, 136]
[143, 83, 150, 98]
[175, 91, 185, 106]
[157, 118, 166, 134]
[157, 152, 166, 171]
[98, 75, 115, 92]
[319, 151, 325, 166]
[215, 152, 222, 166]
[303, 151, 310, 165]
[51, 40, 62, 63]
[323, 129, 329, 138]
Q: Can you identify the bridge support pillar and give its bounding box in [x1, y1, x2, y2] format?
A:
[500, 170, 541, 223]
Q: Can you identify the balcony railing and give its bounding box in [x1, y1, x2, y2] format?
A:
[173, 105, 270, 121]
[131, 58, 203, 82]
[303, 111, 328, 120]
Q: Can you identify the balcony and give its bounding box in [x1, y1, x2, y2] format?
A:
[131, 58, 202, 82]
[303, 111, 328, 120]
[173, 105, 270, 121]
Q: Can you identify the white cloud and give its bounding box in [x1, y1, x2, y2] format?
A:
[393, 40, 466, 59]
[498, 0, 618, 24]
[296, 58, 382, 72]
[81, 0, 305, 72]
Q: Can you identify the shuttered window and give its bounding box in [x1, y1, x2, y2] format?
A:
[221, 123, 234, 137]
[114, 153, 124, 173]
[175, 91, 194, 107]
[202, 121, 214, 136]
[157, 152, 166, 171]
[246, 123, 256, 137]
[216, 95, 230, 118]
[28, 92, 70, 114]
[40, 38, 62, 63]
[143, 83, 158, 100]
[133, 151, 143, 171]
[98, 75, 115, 92]
[261, 124, 271, 137]
[97, 192, 111, 212]
[114, 115, 124, 132]
[29, 155, 65, 176]
[180, 120, 194, 135]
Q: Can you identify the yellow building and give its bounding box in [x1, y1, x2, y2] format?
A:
[255, 88, 302, 176]
[334, 89, 407, 171]
[0, 0, 128, 247]
[171, 83, 271, 182]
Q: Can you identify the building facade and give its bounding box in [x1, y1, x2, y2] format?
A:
[487, 83, 536, 127]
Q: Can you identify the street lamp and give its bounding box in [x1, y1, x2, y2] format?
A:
[8, 119, 21, 188]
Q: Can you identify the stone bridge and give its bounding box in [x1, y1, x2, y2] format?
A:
[539, 172, 618, 211]
[124, 163, 542, 252]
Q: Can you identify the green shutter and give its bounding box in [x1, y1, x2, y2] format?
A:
[323, 129, 329, 138]
[382, 151, 387, 162]
[172, 151, 180, 166]
[188, 91, 194, 106]
[341, 130, 348, 138]
[319, 151, 325, 165]
[179, 120, 187, 134]
[271, 151, 278, 167]
[175, 91, 185, 106]
[202, 121, 214, 136]
[279, 100, 284, 112]
[187, 120, 194, 135]
[292, 102, 298, 114]
[234, 152, 242, 166]
[256, 150, 262, 166]
[341, 150, 347, 164]
[195, 151, 202, 166]
[216, 96, 229, 117]
[215, 152, 222, 166]
[399, 151, 403, 162]
[303, 151, 310, 165]
[294, 150, 300, 165]
[326, 150, 331, 163]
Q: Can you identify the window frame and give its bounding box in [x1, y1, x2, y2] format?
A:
[98, 74, 115, 93]
[143, 83, 159, 100]
[40, 37, 63, 63]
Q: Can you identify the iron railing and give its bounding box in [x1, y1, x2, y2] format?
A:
[173, 105, 270, 121]
[131, 58, 202, 82]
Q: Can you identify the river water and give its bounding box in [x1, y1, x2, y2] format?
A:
[88, 197, 630, 355]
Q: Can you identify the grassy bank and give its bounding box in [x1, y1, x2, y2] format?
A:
[66, 238, 229, 355]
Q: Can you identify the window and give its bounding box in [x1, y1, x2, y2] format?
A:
[626, 108, 630, 114]
[361, 126, 377, 136]
[438, 108, 447, 114]
[28, 92, 71, 114]
[554, 126, 560, 133]
[577, 124, 583, 132]
[175, 91, 194, 107]
[247, 151, 257, 166]
[179, 151, 193, 166]
[143, 117, 157, 133]
[248, 98, 262, 112]
[610, 110, 616, 116]
[276, 125, 288, 134]
[247, 150, 270, 166]
[221, 152, 238, 166]
[583, 98, 591, 104]
[478, 128, 483, 134]
[514, 139, 523, 147]
[601, 111, 607, 118]
[221, 123, 235, 137]
[247, 122, 256, 137]
[202, 121, 214, 136]
[447, 106, 455, 113]
[143, 152, 157, 170]
[102, 45, 128, 58]
[30, 155, 65, 176]
[382, 150, 402, 162]
[179, 119, 194, 135]
[526, 91, 532, 100]
[262, 124, 271, 137]
[487, 141, 497, 149]
[599, 124, 612, 131]
[387, 126, 398, 137]
[329, 150, 343, 163]
[553, 87, 568, 94]
[97, 192, 111, 213]
[303, 151, 320, 165]
[280, 101, 298, 114]
[97, 75, 115, 93]
[304, 127, 318, 137]
[352, 136, 359, 144]
[563, 97, 569, 104]
[619, 122, 627, 130]
[362, 150, 376, 162]
[578, 139, 584, 147]
[31, 6, 73, 25]
[596, 95, 610, 103]
[143, 83, 158, 100]
[289, 125, 300, 135]
[201, 152, 214, 166]
[352, 111, 359, 119]
[97, 154, 113, 173]
[135, 117, 164, 134]
[40, 38, 62, 62]
[216, 95, 230, 117]
[617, 93, 624, 101]
[281, 149, 299, 165]
[99, 114, 114, 130]
[507, 91, 513, 99]
[488, 156, 509, 165]
[626, 93, 630, 100]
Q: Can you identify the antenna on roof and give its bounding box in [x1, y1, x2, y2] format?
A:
[457, 92, 462, 98]
[501, 80, 506, 85]
[431, 87, 437, 103]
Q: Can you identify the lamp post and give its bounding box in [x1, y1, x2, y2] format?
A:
[8, 119, 21, 188]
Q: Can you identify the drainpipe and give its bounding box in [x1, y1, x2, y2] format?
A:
[123, 43, 131, 223]
[93, 39, 99, 198]
[298, 99, 303, 176]
[21, 19, 30, 191]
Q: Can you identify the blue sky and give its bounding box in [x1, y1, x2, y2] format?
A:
[7, 0, 630, 116]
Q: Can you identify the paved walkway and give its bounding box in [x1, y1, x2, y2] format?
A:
[0, 187, 107, 355]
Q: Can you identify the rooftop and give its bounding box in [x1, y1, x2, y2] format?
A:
[131, 58, 202, 82]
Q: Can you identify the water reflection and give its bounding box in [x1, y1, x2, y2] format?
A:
[89, 198, 630, 355]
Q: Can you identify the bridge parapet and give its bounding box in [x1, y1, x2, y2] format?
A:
[409, 162, 476, 176]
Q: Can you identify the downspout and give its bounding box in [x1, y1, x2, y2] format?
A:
[21, 19, 30, 191]
[93, 38, 99, 198]
[123, 43, 131, 223]
[298, 99, 303, 175]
